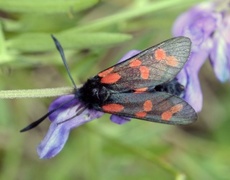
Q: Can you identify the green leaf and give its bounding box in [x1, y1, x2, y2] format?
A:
[0, 22, 12, 63]
[57, 31, 132, 49]
[0, 0, 98, 13]
[7, 32, 132, 52]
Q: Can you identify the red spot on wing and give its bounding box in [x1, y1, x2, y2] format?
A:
[102, 104, 124, 113]
[134, 87, 148, 93]
[155, 49, 179, 67]
[101, 73, 121, 84]
[143, 100, 152, 112]
[155, 49, 166, 61]
[161, 104, 183, 121]
[166, 56, 179, 67]
[135, 111, 147, 118]
[161, 111, 172, 121]
[98, 67, 114, 77]
[129, 59, 142, 67]
[171, 104, 183, 113]
[139, 66, 150, 79]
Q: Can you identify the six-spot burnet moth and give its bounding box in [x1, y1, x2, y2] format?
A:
[20, 35, 197, 132]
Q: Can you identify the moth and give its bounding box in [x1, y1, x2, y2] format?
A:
[21, 36, 197, 132]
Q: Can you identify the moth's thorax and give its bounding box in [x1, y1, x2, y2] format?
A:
[77, 76, 111, 109]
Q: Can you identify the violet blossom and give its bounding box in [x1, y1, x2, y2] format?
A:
[173, 0, 230, 112]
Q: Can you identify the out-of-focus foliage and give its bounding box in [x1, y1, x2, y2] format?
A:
[0, 0, 229, 179]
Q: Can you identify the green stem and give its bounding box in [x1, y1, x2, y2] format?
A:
[0, 87, 73, 99]
[66, 0, 198, 33]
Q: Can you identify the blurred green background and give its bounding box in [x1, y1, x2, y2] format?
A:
[0, 0, 230, 179]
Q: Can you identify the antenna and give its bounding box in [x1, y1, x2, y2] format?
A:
[51, 35, 77, 90]
[20, 35, 78, 132]
[20, 97, 76, 132]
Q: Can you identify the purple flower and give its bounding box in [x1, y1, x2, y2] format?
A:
[37, 95, 103, 159]
[172, 1, 230, 112]
[37, 50, 140, 159]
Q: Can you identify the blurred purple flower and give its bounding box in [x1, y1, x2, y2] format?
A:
[173, 1, 230, 112]
[37, 50, 139, 159]
[37, 95, 103, 159]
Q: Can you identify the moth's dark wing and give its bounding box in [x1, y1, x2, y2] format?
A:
[97, 92, 197, 125]
[96, 37, 191, 92]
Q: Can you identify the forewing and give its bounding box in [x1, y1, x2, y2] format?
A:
[96, 37, 191, 92]
[97, 92, 197, 125]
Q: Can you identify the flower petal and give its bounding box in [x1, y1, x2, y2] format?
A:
[48, 94, 77, 121]
[210, 14, 230, 82]
[38, 97, 103, 159]
[173, 2, 217, 38]
[210, 34, 230, 82]
[110, 115, 130, 125]
[182, 68, 203, 112]
[177, 51, 208, 112]
[172, 2, 224, 112]
[37, 121, 69, 159]
[117, 50, 140, 63]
